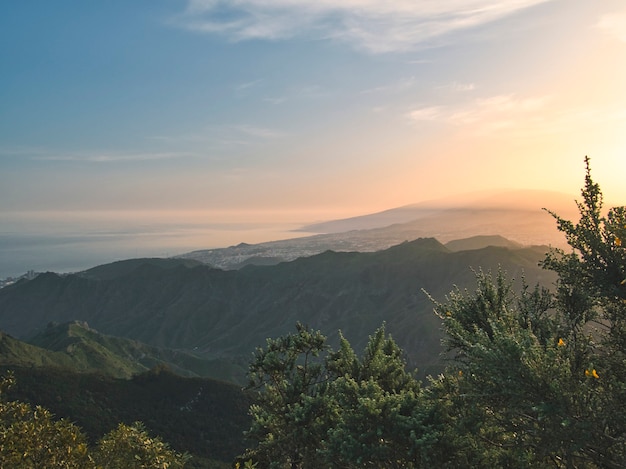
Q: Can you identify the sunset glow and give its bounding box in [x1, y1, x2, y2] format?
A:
[1, 1, 625, 232]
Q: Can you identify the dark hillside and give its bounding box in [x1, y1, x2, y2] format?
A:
[444, 234, 523, 251]
[0, 239, 555, 380]
[80, 257, 204, 281]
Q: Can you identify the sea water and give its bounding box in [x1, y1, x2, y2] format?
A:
[0, 211, 315, 278]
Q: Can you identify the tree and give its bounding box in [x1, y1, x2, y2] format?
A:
[322, 327, 436, 468]
[242, 323, 330, 469]
[430, 157, 625, 467]
[541, 156, 626, 466]
[241, 324, 441, 468]
[94, 422, 189, 469]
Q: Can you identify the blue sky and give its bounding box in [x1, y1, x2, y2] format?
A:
[2, 0, 626, 220]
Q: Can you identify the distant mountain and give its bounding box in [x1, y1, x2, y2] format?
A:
[298, 189, 577, 233]
[177, 189, 576, 271]
[0, 242, 556, 381]
[444, 235, 523, 252]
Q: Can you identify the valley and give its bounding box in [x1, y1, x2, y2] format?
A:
[0, 200, 571, 466]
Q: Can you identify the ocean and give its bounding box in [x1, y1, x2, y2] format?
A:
[0, 211, 315, 279]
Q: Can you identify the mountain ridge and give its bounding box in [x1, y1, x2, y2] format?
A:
[178, 204, 569, 270]
[0, 237, 556, 382]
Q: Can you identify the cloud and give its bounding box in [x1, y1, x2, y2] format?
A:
[596, 11, 626, 43]
[235, 80, 261, 90]
[261, 85, 328, 105]
[438, 81, 476, 92]
[407, 106, 444, 121]
[447, 94, 549, 125]
[233, 124, 288, 139]
[173, 0, 553, 53]
[31, 152, 195, 163]
[0, 147, 195, 163]
[263, 96, 287, 105]
[361, 76, 417, 94]
[149, 123, 288, 146]
[407, 93, 626, 139]
[407, 94, 552, 135]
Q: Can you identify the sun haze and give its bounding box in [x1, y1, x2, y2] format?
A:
[1, 1, 625, 224]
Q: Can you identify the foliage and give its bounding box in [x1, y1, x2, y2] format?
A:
[3, 365, 251, 466]
[430, 157, 626, 467]
[1, 372, 92, 468]
[321, 328, 433, 468]
[240, 324, 443, 468]
[240, 158, 625, 468]
[243, 323, 330, 468]
[1, 372, 190, 469]
[94, 422, 189, 469]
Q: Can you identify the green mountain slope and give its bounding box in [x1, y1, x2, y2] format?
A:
[1, 320, 244, 381]
[0, 240, 555, 380]
[0, 329, 87, 371]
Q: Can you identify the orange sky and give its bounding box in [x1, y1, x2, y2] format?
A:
[1, 1, 625, 221]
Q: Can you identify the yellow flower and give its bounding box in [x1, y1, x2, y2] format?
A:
[615, 237, 622, 247]
[445, 311, 452, 317]
[557, 338, 565, 347]
[585, 368, 599, 379]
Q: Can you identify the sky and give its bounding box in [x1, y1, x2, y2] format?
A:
[2, 0, 626, 226]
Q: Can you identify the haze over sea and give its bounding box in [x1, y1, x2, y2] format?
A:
[0, 211, 319, 279]
[0, 188, 605, 279]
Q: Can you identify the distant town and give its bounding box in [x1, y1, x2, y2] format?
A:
[0, 270, 40, 288]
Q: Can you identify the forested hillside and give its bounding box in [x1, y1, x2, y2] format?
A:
[0, 238, 553, 382]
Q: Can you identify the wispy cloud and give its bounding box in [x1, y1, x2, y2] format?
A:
[447, 94, 549, 125]
[0, 146, 196, 162]
[173, 0, 553, 53]
[149, 124, 289, 147]
[263, 96, 287, 105]
[31, 152, 196, 163]
[407, 93, 552, 135]
[596, 11, 626, 43]
[407, 93, 626, 138]
[261, 84, 327, 105]
[437, 81, 476, 92]
[235, 80, 261, 91]
[233, 124, 287, 139]
[407, 106, 445, 121]
[234, 80, 262, 98]
[361, 76, 417, 94]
